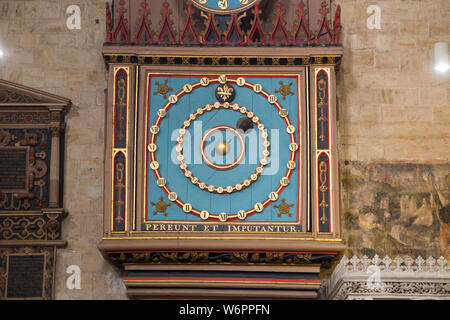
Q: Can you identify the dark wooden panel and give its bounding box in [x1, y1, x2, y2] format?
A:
[6, 254, 45, 299]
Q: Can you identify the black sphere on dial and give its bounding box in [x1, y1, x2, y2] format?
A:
[236, 118, 254, 133]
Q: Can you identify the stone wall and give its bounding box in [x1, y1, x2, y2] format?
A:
[336, 0, 449, 162]
[0, 0, 448, 299]
[335, 0, 450, 264]
[0, 0, 127, 299]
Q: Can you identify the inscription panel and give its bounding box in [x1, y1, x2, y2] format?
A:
[0, 129, 51, 211]
[6, 254, 44, 299]
[0, 147, 28, 192]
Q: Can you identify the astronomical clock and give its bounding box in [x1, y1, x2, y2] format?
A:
[99, 0, 344, 299]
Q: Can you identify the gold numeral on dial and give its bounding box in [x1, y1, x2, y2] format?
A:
[287, 160, 296, 170]
[183, 84, 192, 93]
[169, 94, 178, 104]
[289, 143, 299, 152]
[237, 210, 247, 220]
[200, 210, 209, 220]
[150, 161, 159, 170]
[287, 125, 296, 134]
[168, 192, 178, 201]
[200, 77, 210, 86]
[279, 109, 288, 117]
[219, 75, 227, 83]
[150, 125, 159, 134]
[236, 77, 245, 86]
[269, 192, 279, 201]
[254, 202, 264, 212]
[183, 203, 192, 213]
[157, 109, 166, 118]
[268, 95, 277, 103]
[219, 212, 228, 222]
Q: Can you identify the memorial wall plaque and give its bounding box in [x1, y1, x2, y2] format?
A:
[0, 147, 29, 193]
[6, 254, 45, 299]
[0, 79, 70, 300]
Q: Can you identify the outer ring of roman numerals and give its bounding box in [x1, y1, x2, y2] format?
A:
[148, 75, 299, 222]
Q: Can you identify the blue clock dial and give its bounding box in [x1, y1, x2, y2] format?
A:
[145, 73, 302, 228]
[190, 0, 259, 14]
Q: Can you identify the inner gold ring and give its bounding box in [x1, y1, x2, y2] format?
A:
[200, 125, 246, 171]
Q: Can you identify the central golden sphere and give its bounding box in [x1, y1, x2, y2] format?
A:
[215, 141, 230, 155]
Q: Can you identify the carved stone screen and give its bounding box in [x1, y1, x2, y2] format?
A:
[6, 254, 45, 299]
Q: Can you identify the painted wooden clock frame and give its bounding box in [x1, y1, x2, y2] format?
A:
[99, 0, 344, 300]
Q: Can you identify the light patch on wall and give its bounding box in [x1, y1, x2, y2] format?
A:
[366, 265, 386, 291]
[66, 5, 81, 30]
[366, 5, 381, 30]
[66, 265, 81, 289]
[434, 42, 450, 73]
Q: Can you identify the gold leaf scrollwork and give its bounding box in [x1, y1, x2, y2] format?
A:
[319, 159, 329, 224]
[115, 162, 125, 223]
[231, 252, 248, 263]
[317, 78, 328, 143]
[116, 77, 127, 143]
[161, 252, 178, 263]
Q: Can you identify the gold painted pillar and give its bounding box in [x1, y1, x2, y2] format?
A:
[49, 110, 62, 208]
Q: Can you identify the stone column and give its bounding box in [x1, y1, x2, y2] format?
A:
[49, 111, 61, 208]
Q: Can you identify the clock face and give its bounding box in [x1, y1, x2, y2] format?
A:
[190, 0, 259, 14]
[145, 73, 303, 232]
